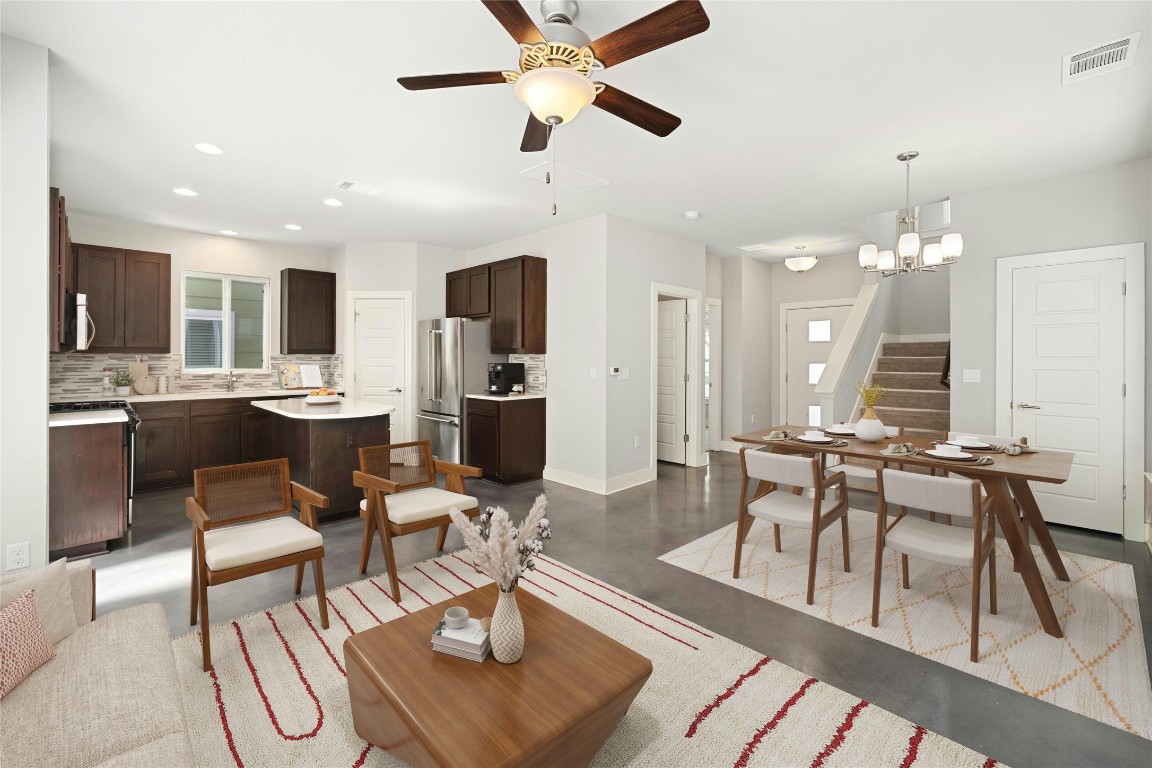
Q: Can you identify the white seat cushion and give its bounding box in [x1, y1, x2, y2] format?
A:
[359, 487, 479, 526]
[203, 517, 322, 571]
[825, 463, 879, 490]
[748, 492, 841, 528]
[884, 515, 975, 566]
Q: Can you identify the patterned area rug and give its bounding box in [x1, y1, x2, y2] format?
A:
[659, 509, 1151, 738]
[173, 552, 1001, 767]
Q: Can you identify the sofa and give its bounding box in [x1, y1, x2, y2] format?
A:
[0, 560, 194, 767]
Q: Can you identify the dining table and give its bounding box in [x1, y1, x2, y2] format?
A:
[731, 425, 1075, 638]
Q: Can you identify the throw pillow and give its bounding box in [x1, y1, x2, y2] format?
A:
[0, 590, 56, 698]
[0, 559, 78, 644]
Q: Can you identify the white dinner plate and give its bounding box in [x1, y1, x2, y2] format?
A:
[794, 435, 835, 444]
[925, 449, 974, 460]
[945, 439, 992, 449]
[824, 425, 856, 435]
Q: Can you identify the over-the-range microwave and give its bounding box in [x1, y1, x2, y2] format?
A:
[64, 291, 94, 351]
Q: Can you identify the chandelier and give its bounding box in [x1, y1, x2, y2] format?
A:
[785, 245, 818, 273]
[858, 151, 963, 276]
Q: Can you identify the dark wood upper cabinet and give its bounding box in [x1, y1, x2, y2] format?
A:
[281, 268, 335, 354]
[445, 265, 490, 318]
[48, 188, 73, 352]
[74, 244, 170, 353]
[489, 256, 546, 354]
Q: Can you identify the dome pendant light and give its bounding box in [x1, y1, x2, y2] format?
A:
[858, 151, 963, 276]
[785, 245, 819, 273]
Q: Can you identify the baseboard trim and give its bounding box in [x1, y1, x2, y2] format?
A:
[605, 467, 657, 494]
[543, 466, 607, 494]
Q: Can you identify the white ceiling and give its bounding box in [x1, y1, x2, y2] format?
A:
[2, 1, 1149, 259]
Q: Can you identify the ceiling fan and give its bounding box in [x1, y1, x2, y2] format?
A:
[398, 0, 710, 152]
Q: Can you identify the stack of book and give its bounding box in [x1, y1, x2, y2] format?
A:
[431, 618, 490, 662]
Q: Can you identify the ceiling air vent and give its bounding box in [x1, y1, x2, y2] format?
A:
[334, 180, 384, 196]
[519, 162, 608, 193]
[1063, 31, 1141, 85]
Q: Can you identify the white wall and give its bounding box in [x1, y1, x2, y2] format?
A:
[466, 215, 609, 489]
[415, 243, 465, 322]
[605, 216, 706, 480]
[706, 253, 724, 298]
[68, 214, 331, 357]
[720, 256, 744, 446]
[1, 35, 51, 572]
[949, 158, 1152, 467]
[329, 241, 418, 354]
[895, 267, 949, 334]
[740, 257, 774, 433]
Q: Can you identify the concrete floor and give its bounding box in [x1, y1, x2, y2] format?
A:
[96, 452, 1151, 767]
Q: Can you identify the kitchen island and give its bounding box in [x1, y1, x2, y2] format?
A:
[252, 398, 393, 519]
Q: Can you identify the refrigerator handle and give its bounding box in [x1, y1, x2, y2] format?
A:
[426, 329, 434, 402]
[431, 329, 443, 402]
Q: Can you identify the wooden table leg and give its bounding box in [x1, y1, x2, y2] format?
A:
[982, 477, 1063, 638]
[1007, 477, 1071, 582]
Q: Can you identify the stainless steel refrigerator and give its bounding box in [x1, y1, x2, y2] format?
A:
[417, 318, 503, 463]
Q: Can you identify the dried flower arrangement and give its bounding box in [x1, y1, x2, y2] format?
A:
[448, 494, 551, 593]
[854, 380, 886, 408]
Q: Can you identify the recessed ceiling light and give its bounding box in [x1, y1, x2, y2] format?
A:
[194, 143, 224, 155]
[219, 230, 238, 236]
[323, 198, 344, 207]
[173, 187, 198, 197]
[682, 210, 700, 220]
[284, 224, 302, 231]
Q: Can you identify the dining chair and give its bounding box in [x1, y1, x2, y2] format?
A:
[352, 440, 483, 602]
[187, 458, 329, 672]
[823, 424, 904, 497]
[872, 468, 997, 662]
[733, 447, 850, 605]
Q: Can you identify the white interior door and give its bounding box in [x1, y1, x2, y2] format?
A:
[1011, 258, 1125, 533]
[353, 297, 408, 441]
[657, 298, 687, 464]
[785, 305, 852, 427]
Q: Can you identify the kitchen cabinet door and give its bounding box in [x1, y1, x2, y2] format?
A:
[490, 256, 546, 354]
[49, 422, 126, 558]
[49, 188, 73, 352]
[123, 250, 171, 350]
[466, 412, 500, 480]
[241, 409, 280, 462]
[190, 413, 243, 471]
[281, 268, 336, 354]
[465, 397, 545, 484]
[446, 266, 491, 318]
[446, 270, 467, 318]
[135, 409, 190, 489]
[76, 245, 125, 349]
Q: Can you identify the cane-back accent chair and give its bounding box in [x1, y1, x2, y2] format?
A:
[187, 458, 329, 671]
[353, 441, 482, 602]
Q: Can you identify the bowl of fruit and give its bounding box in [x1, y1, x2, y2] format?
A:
[303, 387, 340, 405]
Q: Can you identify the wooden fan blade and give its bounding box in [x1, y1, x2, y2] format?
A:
[397, 71, 508, 90]
[593, 84, 681, 137]
[481, 0, 545, 44]
[589, 0, 710, 69]
[520, 115, 551, 152]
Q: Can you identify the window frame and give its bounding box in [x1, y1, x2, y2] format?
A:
[180, 270, 271, 373]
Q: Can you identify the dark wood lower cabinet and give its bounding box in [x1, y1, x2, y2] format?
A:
[241, 410, 281, 462]
[465, 397, 545, 485]
[134, 401, 190, 490]
[49, 422, 126, 559]
[279, 414, 390, 519]
[189, 413, 243, 470]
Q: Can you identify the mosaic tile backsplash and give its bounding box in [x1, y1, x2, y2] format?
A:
[50, 353, 343, 400]
[509, 354, 546, 395]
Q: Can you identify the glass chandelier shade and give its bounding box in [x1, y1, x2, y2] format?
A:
[514, 67, 596, 125]
[858, 152, 963, 277]
[785, 245, 819, 273]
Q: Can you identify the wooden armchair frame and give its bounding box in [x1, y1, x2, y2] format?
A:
[353, 441, 483, 603]
[187, 458, 329, 671]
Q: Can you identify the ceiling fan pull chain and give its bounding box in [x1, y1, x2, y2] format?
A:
[551, 126, 558, 216]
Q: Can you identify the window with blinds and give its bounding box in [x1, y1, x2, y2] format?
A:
[183, 273, 269, 371]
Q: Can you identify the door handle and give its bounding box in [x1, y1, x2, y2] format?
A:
[85, 311, 96, 349]
[1017, 402, 1041, 409]
[386, 387, 403, 393]
[417, 413, 458, 427]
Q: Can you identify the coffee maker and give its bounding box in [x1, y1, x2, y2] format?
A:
[487, 362, 525, 395]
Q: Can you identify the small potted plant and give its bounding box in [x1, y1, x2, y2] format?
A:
[853, 380, 887, 442]
[112, 370, 134, 396]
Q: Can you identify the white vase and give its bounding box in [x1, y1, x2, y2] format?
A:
[114, 386, 131, 397]
[490, 589, 524, 664]
[854, 408, 887, 442]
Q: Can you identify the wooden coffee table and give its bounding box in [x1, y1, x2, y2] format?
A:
[344, 583, 653, 768]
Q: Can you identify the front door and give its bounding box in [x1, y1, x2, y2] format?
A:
[784, 304, 852, 427]
[1010, 258, 1125, 533]
[353, 297, 408, 441]
[657, 298, 687, 464]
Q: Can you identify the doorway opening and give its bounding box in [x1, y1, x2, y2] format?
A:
[651, 284, 704, 469]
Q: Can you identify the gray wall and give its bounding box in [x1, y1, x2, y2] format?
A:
[948, 158, 1151, 468]
[896, 267, 950, 334]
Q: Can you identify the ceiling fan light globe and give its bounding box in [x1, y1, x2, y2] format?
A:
[922, 243, 944, 266]
[514, 67, 595, 126]
[941, 232, 964, 259]
[898, 232, 920, 259]
[858, 243, 878, 268]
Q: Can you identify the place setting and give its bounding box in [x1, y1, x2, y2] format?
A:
[790, 429, 849, 447]
[822, 422, 857, 438]
[921, 441, 995, 465]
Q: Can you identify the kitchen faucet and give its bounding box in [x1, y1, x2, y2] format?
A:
[226, 370, 237, 392]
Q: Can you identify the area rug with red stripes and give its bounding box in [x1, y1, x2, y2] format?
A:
[659, 509, 1151, 739]
[173, 552, 1000, 768]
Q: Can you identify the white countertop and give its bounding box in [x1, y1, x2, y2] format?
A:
[50, 389, 341, 404]
[49, 411, 129, 428]
[465, 393, 547, 401]
[251, 397, 395, 420]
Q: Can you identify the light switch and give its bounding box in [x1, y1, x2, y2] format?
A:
[962, 369, 981, 383]
[589, 367, 597, 380]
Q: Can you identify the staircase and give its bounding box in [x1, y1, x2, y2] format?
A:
[869, 340, 950, 440]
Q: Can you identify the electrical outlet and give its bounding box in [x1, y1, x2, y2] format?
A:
[634, 436, 640, 448]
[346, 431, 358, 448]
[962, 369, 981, 383]
[589, 367, 597, 380]
[6, 542, 30, 571]
[750, 414, 755, 424]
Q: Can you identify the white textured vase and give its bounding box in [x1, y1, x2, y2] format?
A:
[854, 408, 887, 443]
[490, 590, 524, 664]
